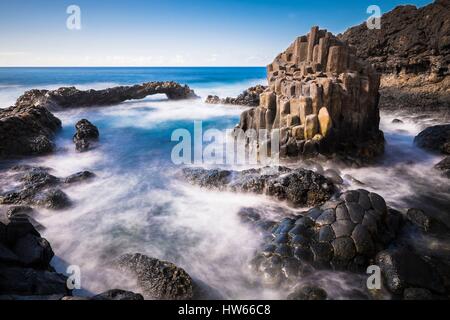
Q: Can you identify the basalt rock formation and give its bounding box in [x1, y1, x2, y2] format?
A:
[236, 27, 384, 162]
[205, 85, 267, 107]
[340, 0, 450, 117]
[0, 82, 198, 159]
[249, 190, 403, 286]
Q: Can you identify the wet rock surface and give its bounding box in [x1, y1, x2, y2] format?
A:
[73, 119, 99, 152]
[182, 166, 335, 207]
[0, 166, 95, 210]
[114, 253, 194, 300]
[205, 85, 267, 107]
[414, 124, 450, 154]
[249, 190, 403, 285]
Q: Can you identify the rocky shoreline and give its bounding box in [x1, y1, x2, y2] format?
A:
[1, 1, 450, 301]
[0, 81, 199, 159]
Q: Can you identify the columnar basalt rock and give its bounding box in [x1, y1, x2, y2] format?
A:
[249, 190, 404, 286]
[236, 27, 384, 161]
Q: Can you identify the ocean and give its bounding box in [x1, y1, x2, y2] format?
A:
[0, 67, 448, 299]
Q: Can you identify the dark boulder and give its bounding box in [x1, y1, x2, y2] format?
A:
[91, 289, 144, 301]
[0, 104, 61, 159]
[434, 156, 450, 178]
[414, 124, 450, 154]
[73, 119, 99, 152]
[406, 208, 450, 235]
[114, 253, 193, 300]
[376, 248, 446, 295]
[0, 267, 69, 296]
[287, 285, 327, 300]
[403, 288, 433, 300]
[12, 234, 54, 268]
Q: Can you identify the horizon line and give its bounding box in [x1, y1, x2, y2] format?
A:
[0, 65, 266, 68]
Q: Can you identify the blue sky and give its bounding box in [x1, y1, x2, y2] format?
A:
[0, 0, 433, 66]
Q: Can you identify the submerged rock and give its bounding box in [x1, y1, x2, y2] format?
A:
[183, 166, 335, 207]
[250, 190, 403, 285]
[414, 124, 450, 154]
[114, 253, 193, 300]
[73, 119, 99, 152]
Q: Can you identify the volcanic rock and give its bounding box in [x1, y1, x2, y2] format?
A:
[114, 253, 194, 300]
[414, 124, 450, 154]
[182, 166, 335, 207]
[249, 190, 403, 285]
[73, 119, 99, 152]
[235, 26, 384, 162]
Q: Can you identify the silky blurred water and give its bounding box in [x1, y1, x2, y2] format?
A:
[0, 67, 448, 299]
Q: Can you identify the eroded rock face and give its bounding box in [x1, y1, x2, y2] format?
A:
[205, 85, 268, 107]
[0, 82, 198, 159]
[182, 166, 335, 207]
[73, 119, 99, 152]
[236, 27, 384, 162]
[114, 253, 194, 300]
[340, 1, 450, 77]
[249, 190, 403, 286]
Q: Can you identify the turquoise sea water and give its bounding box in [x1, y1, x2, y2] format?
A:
[0, 67, 448, 299]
